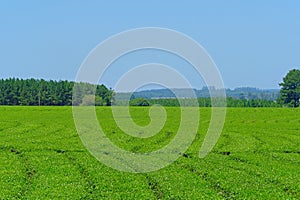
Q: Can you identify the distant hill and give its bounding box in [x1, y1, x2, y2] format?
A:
[116, 87, 280, 101]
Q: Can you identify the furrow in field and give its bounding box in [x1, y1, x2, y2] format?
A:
[144, 174, 164, 199]
[10, 147, 36, 198]
[62, 151, 99, 199]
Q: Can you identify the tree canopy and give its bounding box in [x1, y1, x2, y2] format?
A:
[0, 78, 114, 106]
[279, 69, 300, 107]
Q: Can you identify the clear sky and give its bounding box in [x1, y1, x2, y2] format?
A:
[1, 0, 300, 90]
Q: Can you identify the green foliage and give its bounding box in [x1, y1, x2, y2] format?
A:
[80, 95, 105, 106]
[147, 98, 279, 107]
[129, 98, 150, 106]
[80, 95, 95, 106]
[279, 69, 300, 107]
[0, 78, 114, 106]
[116, 97, 279, 107]
[226, 97, 280, 107]
[0, 107, 299, 199]
[0, 78, 280, 107]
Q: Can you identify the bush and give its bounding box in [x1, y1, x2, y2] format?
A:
[129, 98, 150, 106]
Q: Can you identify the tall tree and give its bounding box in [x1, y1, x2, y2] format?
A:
[279, 69, 300, 107]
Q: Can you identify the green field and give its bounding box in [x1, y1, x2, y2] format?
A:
[0, 107, 299, 199]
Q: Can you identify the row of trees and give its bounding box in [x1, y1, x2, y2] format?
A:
[0, 78, 114, 106]
[123, 97, 280, 107]
[0, 69, 298, 107]
[127, 68, 300, 108]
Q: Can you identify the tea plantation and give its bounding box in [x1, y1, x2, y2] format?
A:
[0, 107, 299, 199]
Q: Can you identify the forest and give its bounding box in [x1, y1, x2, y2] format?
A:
[0, 78, 289, 107]
[0, 78, 113, 106]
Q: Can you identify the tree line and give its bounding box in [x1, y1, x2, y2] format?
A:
[0, 78, 114, 106]
[126, 68, 300, 108]
[120, 97, 280, 107]
[0, 68, 299, 107]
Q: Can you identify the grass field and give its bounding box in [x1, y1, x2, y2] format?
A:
[0, 106, 299, 199]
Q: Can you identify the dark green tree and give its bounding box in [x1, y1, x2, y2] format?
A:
[279, 69, 300, 107]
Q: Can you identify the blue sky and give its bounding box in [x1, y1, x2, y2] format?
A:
[1, 0, 300, 90]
